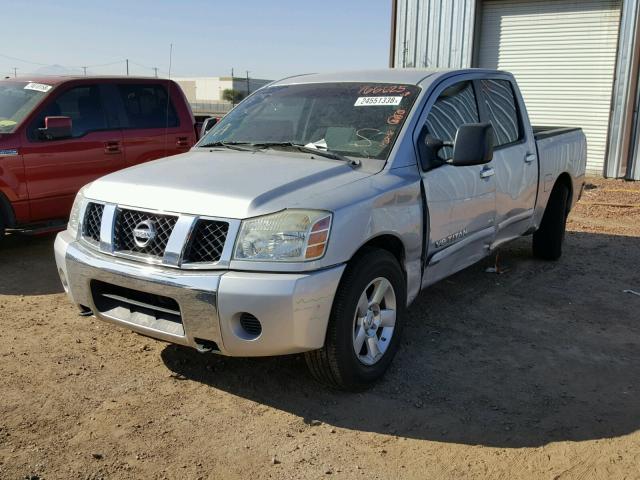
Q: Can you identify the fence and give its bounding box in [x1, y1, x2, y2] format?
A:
[190, 102, 233, 115]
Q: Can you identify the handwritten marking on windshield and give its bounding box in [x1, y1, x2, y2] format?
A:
[387, 109, 407, 125]
[358, 85, 410, 96]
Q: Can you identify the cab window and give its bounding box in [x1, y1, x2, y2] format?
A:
[424, 81, 479, 161]
[117, 84, 178, 129]
[480, 79, 521, 147]
[29, 85, 108, 139]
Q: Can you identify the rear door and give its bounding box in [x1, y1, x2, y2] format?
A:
[417, 78, 497, 287]
[111, 82, 193, 167]
[476, 77, 537, 245]
[21, 83, 124, 222]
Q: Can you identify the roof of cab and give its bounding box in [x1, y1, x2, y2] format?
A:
[271, 69, 455, 87]
[269, 68, 510, 88]
[1, 76, 168, 86]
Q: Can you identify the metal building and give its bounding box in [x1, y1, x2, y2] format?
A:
[390, 0, 640, 179]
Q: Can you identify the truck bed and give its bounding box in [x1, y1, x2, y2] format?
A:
[533, 126, 582, 141]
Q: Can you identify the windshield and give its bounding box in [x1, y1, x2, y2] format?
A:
[198, 82, 420, 160]
[0, 81, 51, 133]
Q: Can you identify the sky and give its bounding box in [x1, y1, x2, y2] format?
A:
[2, 0, 392, 80]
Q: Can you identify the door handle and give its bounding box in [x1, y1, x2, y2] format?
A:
[480, 167, 495, 179]
[176, 136, 189, 148]
[104, 141, 121, 154]
[525, 153, 536, 163]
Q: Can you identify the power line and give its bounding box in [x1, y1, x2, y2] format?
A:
[0, 52, 47, 66]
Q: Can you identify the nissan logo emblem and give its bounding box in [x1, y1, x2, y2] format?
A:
[133, 220, 157, 248]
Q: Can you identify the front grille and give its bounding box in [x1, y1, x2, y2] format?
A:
[113, 209, 178, 259]
[183, 219, 229, 263]
[82, 203, 104, 244]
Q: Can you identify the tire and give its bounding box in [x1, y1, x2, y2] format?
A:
[305, 248, 406, 391]
[0, 211, 5, 244]
[533, 183, 570, 261]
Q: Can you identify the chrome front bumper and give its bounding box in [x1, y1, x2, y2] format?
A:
[54, 231, 345, 356]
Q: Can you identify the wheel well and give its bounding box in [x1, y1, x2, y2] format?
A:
[555, 172, 573, 211]
[0, 192, 15, 228]
[353, 235, 406, 271]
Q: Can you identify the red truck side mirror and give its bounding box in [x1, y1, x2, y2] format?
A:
[39, 116, 72, 140]
[200, 117, 218, 139]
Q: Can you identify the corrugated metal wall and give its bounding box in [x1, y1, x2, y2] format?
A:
[391, 0, 640, 179]
[393, 0, 476, 68]
[476, 0, 622, 175]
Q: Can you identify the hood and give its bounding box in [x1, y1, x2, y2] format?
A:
[86, 149, 377, 219]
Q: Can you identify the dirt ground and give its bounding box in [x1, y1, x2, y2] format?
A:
[1, 177, 639, 480]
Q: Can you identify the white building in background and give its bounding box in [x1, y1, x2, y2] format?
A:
[173, 76, 272, 103]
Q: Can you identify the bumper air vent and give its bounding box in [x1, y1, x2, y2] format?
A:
[239, 313, 262, 338]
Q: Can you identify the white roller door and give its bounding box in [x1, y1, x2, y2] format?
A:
[477, 0, 621, 174]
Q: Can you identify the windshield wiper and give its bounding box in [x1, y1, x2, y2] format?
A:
[249, 142, 361, 167]
[199, 141, 255, 151]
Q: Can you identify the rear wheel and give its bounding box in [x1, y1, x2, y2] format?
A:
[533, 183, 570, 260]
[305, 248, 406, 391]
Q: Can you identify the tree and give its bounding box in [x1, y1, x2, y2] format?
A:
[222, 89, 245, 103]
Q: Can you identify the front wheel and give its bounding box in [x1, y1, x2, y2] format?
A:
[305, 248, 406, 391]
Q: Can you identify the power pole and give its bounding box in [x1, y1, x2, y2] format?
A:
[246, 70, 250, 97]
[231, 68, 235, 106]
[126, 59, 129, 76]
[153, 67, 158, 78]
[12, 67, 17, 78]
[82, 66, 87, 76]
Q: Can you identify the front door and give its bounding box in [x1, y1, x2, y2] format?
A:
[417, 79, 497, 287]
[21, 83, 124, 222]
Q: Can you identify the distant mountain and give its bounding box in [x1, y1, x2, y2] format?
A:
[32, 64, 86, 76]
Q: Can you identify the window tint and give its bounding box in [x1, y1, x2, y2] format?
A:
[117, 84, 178, 129]
[31, 85, 107, 138]
[480, 79, 520, 147]
[424, 81, 479, 160]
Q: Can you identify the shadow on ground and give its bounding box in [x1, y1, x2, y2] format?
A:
[162, 232, 640, 448]
[0, 234, 63, 296]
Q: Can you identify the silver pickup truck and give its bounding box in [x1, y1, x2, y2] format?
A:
[55, 69, 586, 390]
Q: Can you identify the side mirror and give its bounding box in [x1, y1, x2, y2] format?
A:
[39, 116, 72, 140]
[417, 127, 453, 171]
[200, 117, 218, 138]
[451, 123, 494, 167]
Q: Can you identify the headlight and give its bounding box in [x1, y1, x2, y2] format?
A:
[233, 210, 332, 262]
[67, 184, 90, 238]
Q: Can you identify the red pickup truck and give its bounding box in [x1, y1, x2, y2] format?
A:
[0, 76, 198, 237]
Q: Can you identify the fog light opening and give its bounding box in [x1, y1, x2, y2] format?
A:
[194, 338, 220, 353]
[238, 312, 262, 340]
